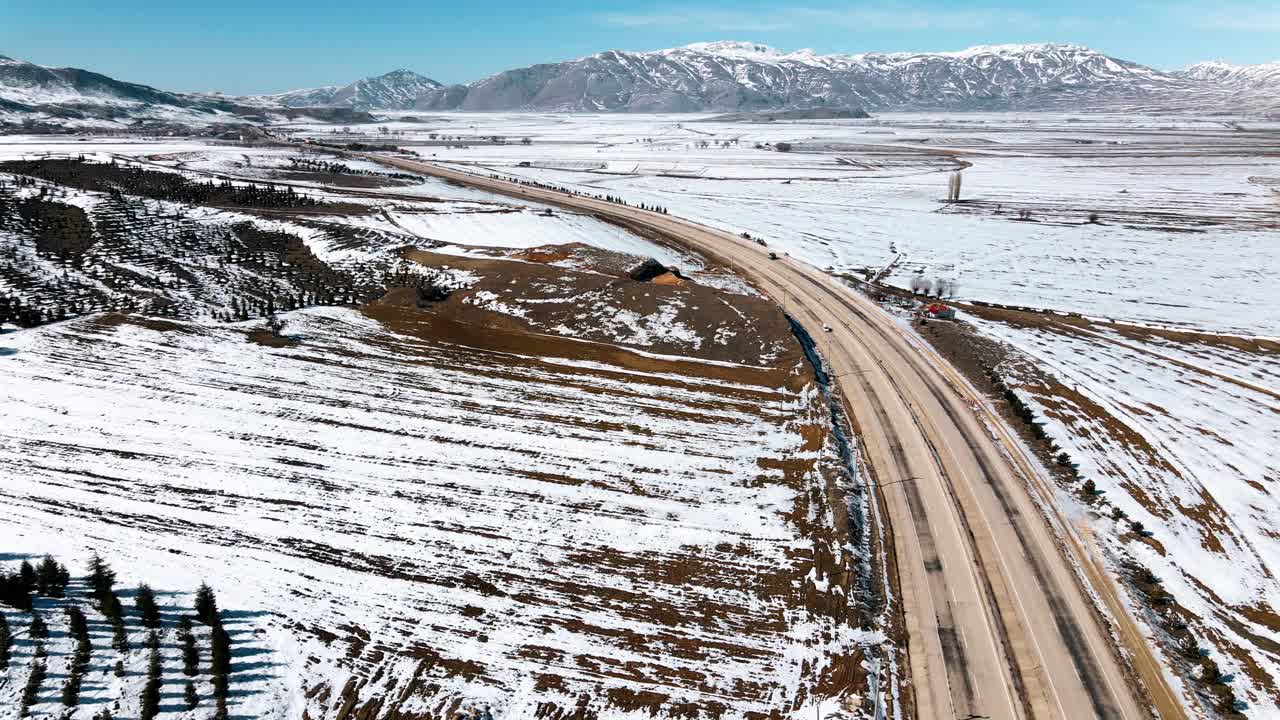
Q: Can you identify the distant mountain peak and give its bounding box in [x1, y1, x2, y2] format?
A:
[1179, 58, 1280, 86]
[249, 67, 442, 110]
[367, 68, 439, 86]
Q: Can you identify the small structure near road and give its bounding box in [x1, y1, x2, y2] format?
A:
[924, 302, 956, 320]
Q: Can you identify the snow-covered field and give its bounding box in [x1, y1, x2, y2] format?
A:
[278, 112, 1280, 336]
[967, 314, 1280, 717]
[0, 137, 893, 719]
[0, 306, 885, 719]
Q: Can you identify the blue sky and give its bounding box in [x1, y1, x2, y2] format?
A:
[2, 0, 1277, 94]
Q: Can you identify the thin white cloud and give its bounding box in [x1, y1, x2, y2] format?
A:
[1167, 2, 1280, 32]
[1183, 8, 1280, 32]
[596, 5, 1047, 33]
[596, 9, 794, 33]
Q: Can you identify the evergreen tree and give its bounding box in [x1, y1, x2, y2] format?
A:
[111, 615, 130, 653]
[0, 570, 33, 610]
[87, 553, 115, 595]
[139, 631, 162, 720]
[179, 616, 199, 676]
[211, 623, 232, 681]
[185, 680, 199, 709]
[61, 671, 81, 707]
[19, 659, 46, 716]
[19, 560, 36, 591]
[54, 562, 71, 595]
[29, 611, 48, 640]
[87, 554, 117, 615]
[213, 671, 229, 699]
[194, 582, 219, 626]
[136, 583, 161, 629]
[0, 611, 10, 672]
[36, 554, 61, 596]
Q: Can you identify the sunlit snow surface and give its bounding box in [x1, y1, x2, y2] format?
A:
[277, 111, 1280, 335]
[968, 315, 1280, 717]
[2, 112, 1277, 717]
[0, 308, 878, 719]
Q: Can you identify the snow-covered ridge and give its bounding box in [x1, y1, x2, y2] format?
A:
[663, 40, 1096, 65]
[1180, 59, 1280, 85]
[674, 41, 790, 59]
[436, 39, 1208, 112]
[247, 68, 442, 110]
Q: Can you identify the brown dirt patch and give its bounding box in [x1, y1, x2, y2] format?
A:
[91, 313, 197, 334]
[393, 249, 800, 368]
[514, 247, 573, 264]
[247, 328, 300, 348]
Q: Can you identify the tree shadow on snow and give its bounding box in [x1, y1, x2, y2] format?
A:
[233, 659, 286, 674]
[220, 608, 273, 623]
[232, 645, 273, 659]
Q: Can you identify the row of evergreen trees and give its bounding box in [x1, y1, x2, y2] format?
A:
[1, 158, 328, 210]
[0, 164, 426, 331]
[485, 173, 670, 214]
[0, 555, 70, 608]
[288, 157, 418, 181]
[61, 605, 91, 706]
[88, 554, 132, 656]
[0, 611, 9, 671]
[198, 582, 234, 719]
[1, 554, 231, 718]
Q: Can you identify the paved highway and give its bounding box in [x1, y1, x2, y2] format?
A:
[362, 153, 1182, 720]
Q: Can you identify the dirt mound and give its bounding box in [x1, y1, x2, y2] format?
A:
[628, 257, 670, 282]
[399, 249, 796, 367]
[513, 246, 574, 264]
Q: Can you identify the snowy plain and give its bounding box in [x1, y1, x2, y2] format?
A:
[277, 111, 1280, 335]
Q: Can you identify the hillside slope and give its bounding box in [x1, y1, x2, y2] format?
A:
[0, 55, 373, 131]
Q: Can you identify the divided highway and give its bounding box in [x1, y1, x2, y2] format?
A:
[362, 153, 1181, 720]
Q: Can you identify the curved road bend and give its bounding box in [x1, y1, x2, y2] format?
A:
[362, 153, 1179, 720]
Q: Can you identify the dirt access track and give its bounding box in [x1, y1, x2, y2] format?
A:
[352, 150, 1185, 720]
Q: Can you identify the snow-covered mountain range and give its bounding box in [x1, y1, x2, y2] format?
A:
[2, 43, 1278, 129]
[289, 41, 1274, 114]
[0, 54, 373, 131]
[416, 42, 1182, 112]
